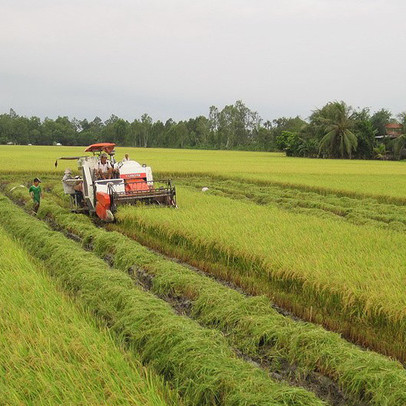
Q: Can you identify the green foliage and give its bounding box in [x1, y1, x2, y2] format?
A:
[210, 100, 262, 149]
[373, 143, 388, 160]
[370, 108, 393, 136]
[315, 102, 357, 158]
[352, 109, 377, 159]
[0, 102, 403, 160]
[0, 102, 271, 150]
[275, 131, 318, 157]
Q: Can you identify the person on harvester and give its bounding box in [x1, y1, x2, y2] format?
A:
[97, 153, 113, 179]
[29, 177, 43, 214]
[62, 168, 84, 206]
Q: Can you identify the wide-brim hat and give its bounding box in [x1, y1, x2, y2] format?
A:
[64, 168, 72, 174]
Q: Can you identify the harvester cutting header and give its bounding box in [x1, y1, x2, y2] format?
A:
[56, 143, 176, 222]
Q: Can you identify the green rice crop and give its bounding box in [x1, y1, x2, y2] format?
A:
[2, 145, 406, 201]
[178, 176, 406, 232]
[15, 187, 406, 405]
[114, 187, 406, 361]
[0, 228, 180, 406]
[0, 193, 324, 406]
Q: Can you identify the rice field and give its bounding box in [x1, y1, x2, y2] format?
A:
[1, 145, 406, 405]
[3, 145, 406, 199]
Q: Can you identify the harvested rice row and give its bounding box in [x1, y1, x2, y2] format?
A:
[11, 186, 406, 406]
[0, 193, 324, 406]
[0, 229, 180, 406]
[113, 188, 406, 362]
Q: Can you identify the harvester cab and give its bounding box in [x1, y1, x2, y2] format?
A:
[56, 143, 176, 222]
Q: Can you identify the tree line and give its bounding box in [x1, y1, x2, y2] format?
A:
[1, 100, 405, 159]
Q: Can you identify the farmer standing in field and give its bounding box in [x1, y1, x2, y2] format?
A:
[29, 177, 43, 214]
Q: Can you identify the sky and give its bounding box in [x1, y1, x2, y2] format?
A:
[1, 0, 406, 123]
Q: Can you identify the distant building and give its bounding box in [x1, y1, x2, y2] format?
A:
[376, 123, 403, 139]
[385, 123, 403, 138]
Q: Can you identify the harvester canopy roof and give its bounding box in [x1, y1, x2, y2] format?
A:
[85, 143, 116, 154]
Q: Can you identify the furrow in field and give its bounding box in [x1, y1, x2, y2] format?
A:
[7, 184, 406, 406]
[0, 193, 325, 406]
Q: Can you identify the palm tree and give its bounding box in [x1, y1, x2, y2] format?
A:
[373, 143, 388, 160]
[317, 102, 358, 158]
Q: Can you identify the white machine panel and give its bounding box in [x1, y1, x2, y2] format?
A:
[95, 179, 125, 194]
[119, 161, 143, 175]
[118, 160, 154, 184]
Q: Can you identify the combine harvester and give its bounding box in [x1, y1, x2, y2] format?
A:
[56, 143, 176, 221]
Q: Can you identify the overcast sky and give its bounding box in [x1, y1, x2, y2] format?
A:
[1, 0, 405, 122]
